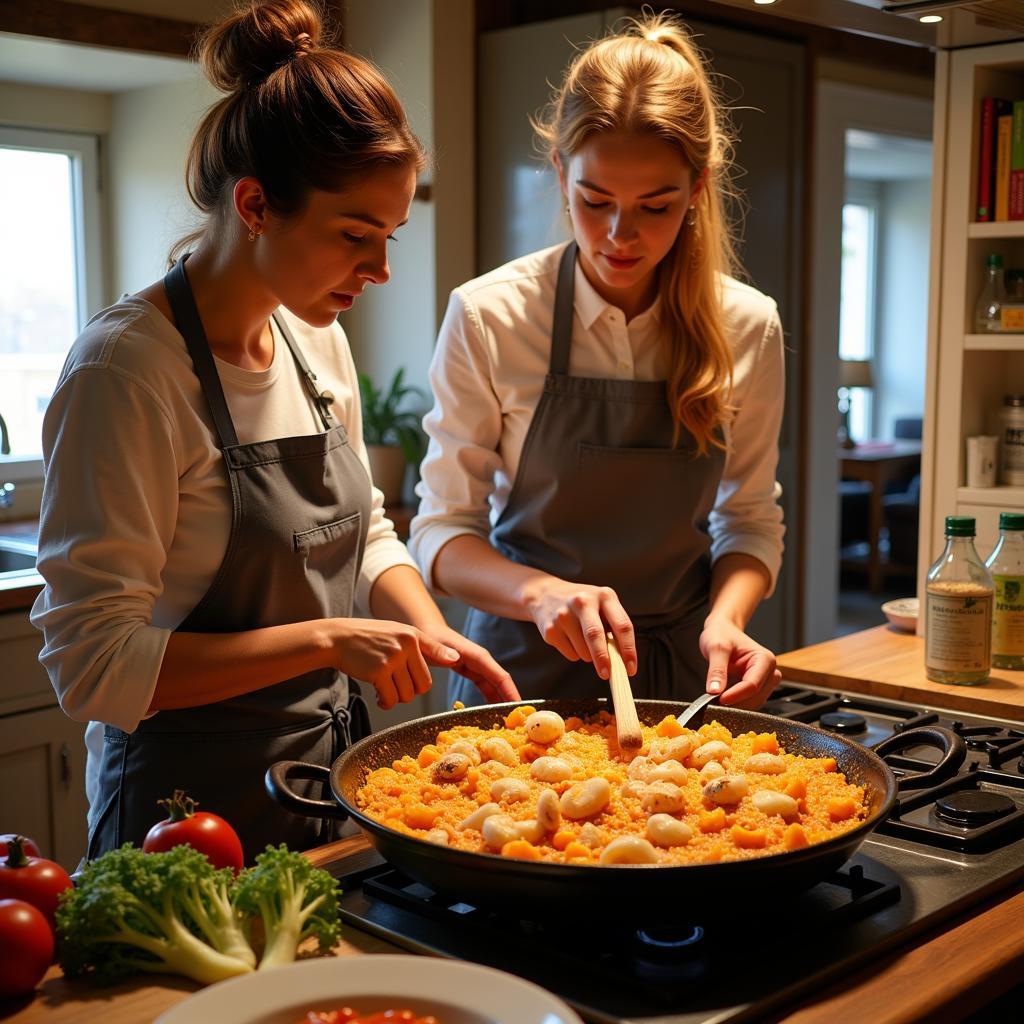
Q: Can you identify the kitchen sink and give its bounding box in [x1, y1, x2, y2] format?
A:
[0, 539, 38, 575]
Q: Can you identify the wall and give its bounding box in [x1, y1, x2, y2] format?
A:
[874, 177, 931, 438]
[106, 74, 216, 299]
[343, 0, 475, 403]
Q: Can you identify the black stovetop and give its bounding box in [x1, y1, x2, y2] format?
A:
[331, 684, 1024, 1024]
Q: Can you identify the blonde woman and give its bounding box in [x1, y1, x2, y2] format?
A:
[409, 14, 785, 708]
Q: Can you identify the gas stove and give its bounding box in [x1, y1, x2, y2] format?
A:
[330, 684, 1024, 1023]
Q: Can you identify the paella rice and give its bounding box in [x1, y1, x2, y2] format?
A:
[354, 707, 870, 866]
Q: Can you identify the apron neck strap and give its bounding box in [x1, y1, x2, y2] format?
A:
[271, 311, 334, 431]
[550, 241, 578, 376]
[164, 256, 239, 448]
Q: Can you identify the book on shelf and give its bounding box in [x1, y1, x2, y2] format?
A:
[1012, 100, 1024, 221]
[978, 97, 1012, 221]
[996, 113, 1012, 222]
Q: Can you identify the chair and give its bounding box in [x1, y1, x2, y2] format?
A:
[883, 415, 924, 566]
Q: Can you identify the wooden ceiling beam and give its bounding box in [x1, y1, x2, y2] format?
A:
[0, 0, 201, 58]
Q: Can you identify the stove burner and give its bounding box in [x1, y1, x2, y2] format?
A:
[635, 925, 705, 962]
[935, 790, 1016, 826]
[821, 710, 867, 734]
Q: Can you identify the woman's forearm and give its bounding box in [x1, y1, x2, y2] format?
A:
[367, 563, 449, 630]
[707, 552, 771, 630]
[150, 620, 338, 711]
[432, 534, 553, 620]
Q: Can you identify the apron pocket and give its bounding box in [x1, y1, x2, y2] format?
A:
[294, 511, 362, 617]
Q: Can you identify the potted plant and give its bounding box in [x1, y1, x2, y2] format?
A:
[358, 368, 428, 507]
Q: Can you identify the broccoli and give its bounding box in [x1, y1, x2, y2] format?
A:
[57, 844, 256, 985]
[232, 844, 342, 971]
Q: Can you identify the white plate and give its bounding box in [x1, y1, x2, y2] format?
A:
[881, 597, 919, 632]
[154, 954, 584, 1024]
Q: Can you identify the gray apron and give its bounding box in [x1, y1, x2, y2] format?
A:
[452, 242, 726, 705]
[87, 257, 371, 861]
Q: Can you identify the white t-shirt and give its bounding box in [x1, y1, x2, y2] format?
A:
[409, 243, 785, 594]
[30, 297, 416, 820]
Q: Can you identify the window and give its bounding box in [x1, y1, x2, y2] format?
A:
[0, 127, 103, 477]
[839, 188, 879, 443]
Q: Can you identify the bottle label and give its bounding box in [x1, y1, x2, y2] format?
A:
[1001, 307, 1024, 331]
[993, 574, 1024, 657]
[925, 587, 992, 673]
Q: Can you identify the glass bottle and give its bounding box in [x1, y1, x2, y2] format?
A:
[925, 516, 994, 685]
[974, 253, 1006, 333]
[986, 512, 1024, 670]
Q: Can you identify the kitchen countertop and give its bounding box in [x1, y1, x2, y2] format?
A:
[4, 834, 1022, 1024]
[777, 624, 1024, 722]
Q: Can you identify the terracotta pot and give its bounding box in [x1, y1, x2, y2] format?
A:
[365, 443, 407, 507]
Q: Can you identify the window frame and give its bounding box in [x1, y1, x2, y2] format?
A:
[840, 181, 882, 442]
[0, 125, 104, 480]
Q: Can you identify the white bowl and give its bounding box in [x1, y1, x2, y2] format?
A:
[881, 597, 919, 632]
[154, 953, 584, 1024]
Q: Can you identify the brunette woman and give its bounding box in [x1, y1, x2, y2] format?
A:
[31, 0, 516, 860]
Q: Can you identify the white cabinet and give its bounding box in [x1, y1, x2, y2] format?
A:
[920, 41, 1024, 596]
[0, 609, 88, 871]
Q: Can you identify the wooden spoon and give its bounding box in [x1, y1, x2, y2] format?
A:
[606, 632, 643, 751]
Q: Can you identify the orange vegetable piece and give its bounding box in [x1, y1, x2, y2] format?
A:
[564, 717, 584, 732]
[699, 807, 727, 833]
[403, 804, 439, 830]
[552, 830, 575, 851]
[784, 777, 807, 800]
[563, 841, 593, 861]
[752, 733, 779, 755]
[827, 797, 857, 821]
[501, 839, 543, 861]
[519, 742, 548, 763]
[731, 825, 768, 849]
[504, 705, 536, 729]
[783, 823, 809, 850]
[656, 715, 685, 738]
[417, 744, 441, 768]
[821, 757, 838, 773]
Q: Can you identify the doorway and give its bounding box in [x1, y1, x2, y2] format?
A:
[805, 82, 933, 642]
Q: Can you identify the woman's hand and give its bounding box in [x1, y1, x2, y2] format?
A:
[330, 618, 459, 710]
[699, 616, 780, 709]
[419, 622, 521, 705]
[520, 575, 636, 679]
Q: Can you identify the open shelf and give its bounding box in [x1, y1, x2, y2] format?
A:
[958, 485, 1024, 505]
[964, 333, 1024, 350]
[968, 222, 1024, 239]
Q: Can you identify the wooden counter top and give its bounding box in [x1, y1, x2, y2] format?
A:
[4, 835, 1022, 1024]
[777, 624, 1024, 721]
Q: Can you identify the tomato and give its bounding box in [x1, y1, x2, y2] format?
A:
[0, 899, 54, 999]
[0, 835, 41, 859]
[0, 837, 72, 932]
[143, 790, 245, 872]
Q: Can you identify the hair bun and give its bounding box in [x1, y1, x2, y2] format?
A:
[198, 0, 322, 93]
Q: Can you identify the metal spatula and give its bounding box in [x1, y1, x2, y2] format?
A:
[606, 632, 643, 751]
[675, 691, 718, 731]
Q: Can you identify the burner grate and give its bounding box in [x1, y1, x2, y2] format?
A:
[877, 768, 1024, 852]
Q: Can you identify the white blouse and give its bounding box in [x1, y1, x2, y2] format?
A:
[409, 243, 785, 596]
[31, 297, 415, 754]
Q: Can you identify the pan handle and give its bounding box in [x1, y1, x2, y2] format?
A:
[265, 760, 350, 821]
[871, 726, 967, 790]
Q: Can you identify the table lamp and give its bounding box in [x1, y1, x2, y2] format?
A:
[838, 358, 874, 449]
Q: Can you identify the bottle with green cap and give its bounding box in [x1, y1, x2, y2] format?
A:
[924, 516, 994, 685]
[986, 512, 1024, 669]
[974, 252, 1006, 333]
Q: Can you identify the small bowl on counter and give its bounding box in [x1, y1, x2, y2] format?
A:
[881, 597, 919, 633]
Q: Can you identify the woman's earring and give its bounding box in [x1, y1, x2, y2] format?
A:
[248, 223, 261, 242]
[685, 206, 697, 227]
